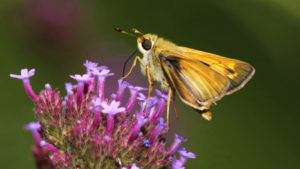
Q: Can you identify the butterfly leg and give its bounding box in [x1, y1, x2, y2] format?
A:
[122, 56, 142, 79]
[143, 65, 155, 111]
[166, 87, 172, 128]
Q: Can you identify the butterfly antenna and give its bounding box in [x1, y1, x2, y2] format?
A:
[115, 28, 138, 37]
[122, 49, 138, 77]
[132, 28, 144, 35]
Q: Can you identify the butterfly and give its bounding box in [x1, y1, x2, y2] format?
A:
[116, 28, 255, 125]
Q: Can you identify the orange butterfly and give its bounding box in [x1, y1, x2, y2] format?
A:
[117, 28, 255, 125]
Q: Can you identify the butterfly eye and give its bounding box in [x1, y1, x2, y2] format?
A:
[142, 39, 152, 50]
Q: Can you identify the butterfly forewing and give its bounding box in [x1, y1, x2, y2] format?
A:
[178, 46, 255, 94]
[160, 53, 230, 106]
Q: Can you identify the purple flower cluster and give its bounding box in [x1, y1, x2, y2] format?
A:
[10, 60, 196, 169]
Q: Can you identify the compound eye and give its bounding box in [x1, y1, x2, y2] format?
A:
[142, 39, 152, 50]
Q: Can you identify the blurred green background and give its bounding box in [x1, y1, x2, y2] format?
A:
[1, 0, 299, 168]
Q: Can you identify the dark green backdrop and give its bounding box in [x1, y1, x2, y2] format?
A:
[1, 0, 299, 168]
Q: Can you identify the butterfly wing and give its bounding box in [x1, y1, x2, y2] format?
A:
[177, 46, 255, 94]
[158, 51, 230, 109]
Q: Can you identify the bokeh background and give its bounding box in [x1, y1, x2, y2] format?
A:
[1, 0, 300, 168]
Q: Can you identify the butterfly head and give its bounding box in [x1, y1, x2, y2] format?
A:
[137, 34, 157, 56]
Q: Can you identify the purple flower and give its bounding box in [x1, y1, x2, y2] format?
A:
[84, 60, 98, 72]
[24, 122, 41, 132]
[136, 93, 146, 101]
[10, 68, 38, 101]
[90, 98, 102, 132]
[175, 133, 187, 142]
[13, 61, 196, 169]
[125, 85, 147, 113]
[155, 89, 168, 100]
[128, 114, 149, 143]
[143, 140, 151, 148]
[150, 91, 168, 123]
[115, 79, 130, 101]
[40, 140, 64, 163]
[40, 141, 60, 155]
[129, 85, 147, 92]
[24, 122, 42, 147]
[65, 83, 73, 95]
[84, 59, 107, 72]
[70, 74, 93, 107]
[157, 117, 168, 130]
[91, 68, 114, 100]
[118, 79, 130, 88]
[137, 93, 159, 115]
[150, 117, 168, 143]
[92, 98, 102, 108]
[70, 74, 93, 82]
[172, 147, 196, 169]
[136, 113, 148, 126]
[101, 100, 125, 136]
[168, 133, 187, 156]
[10, 68, 35, 80]
[45, 83, 51, 89]
[101, 100, 125, 115]
[91, 68, 114, 77]
[172, 159, 185, 169]
[177, 146, 196, 159]
[83, 60, 100, 93]
[130, 164, 140, 169]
